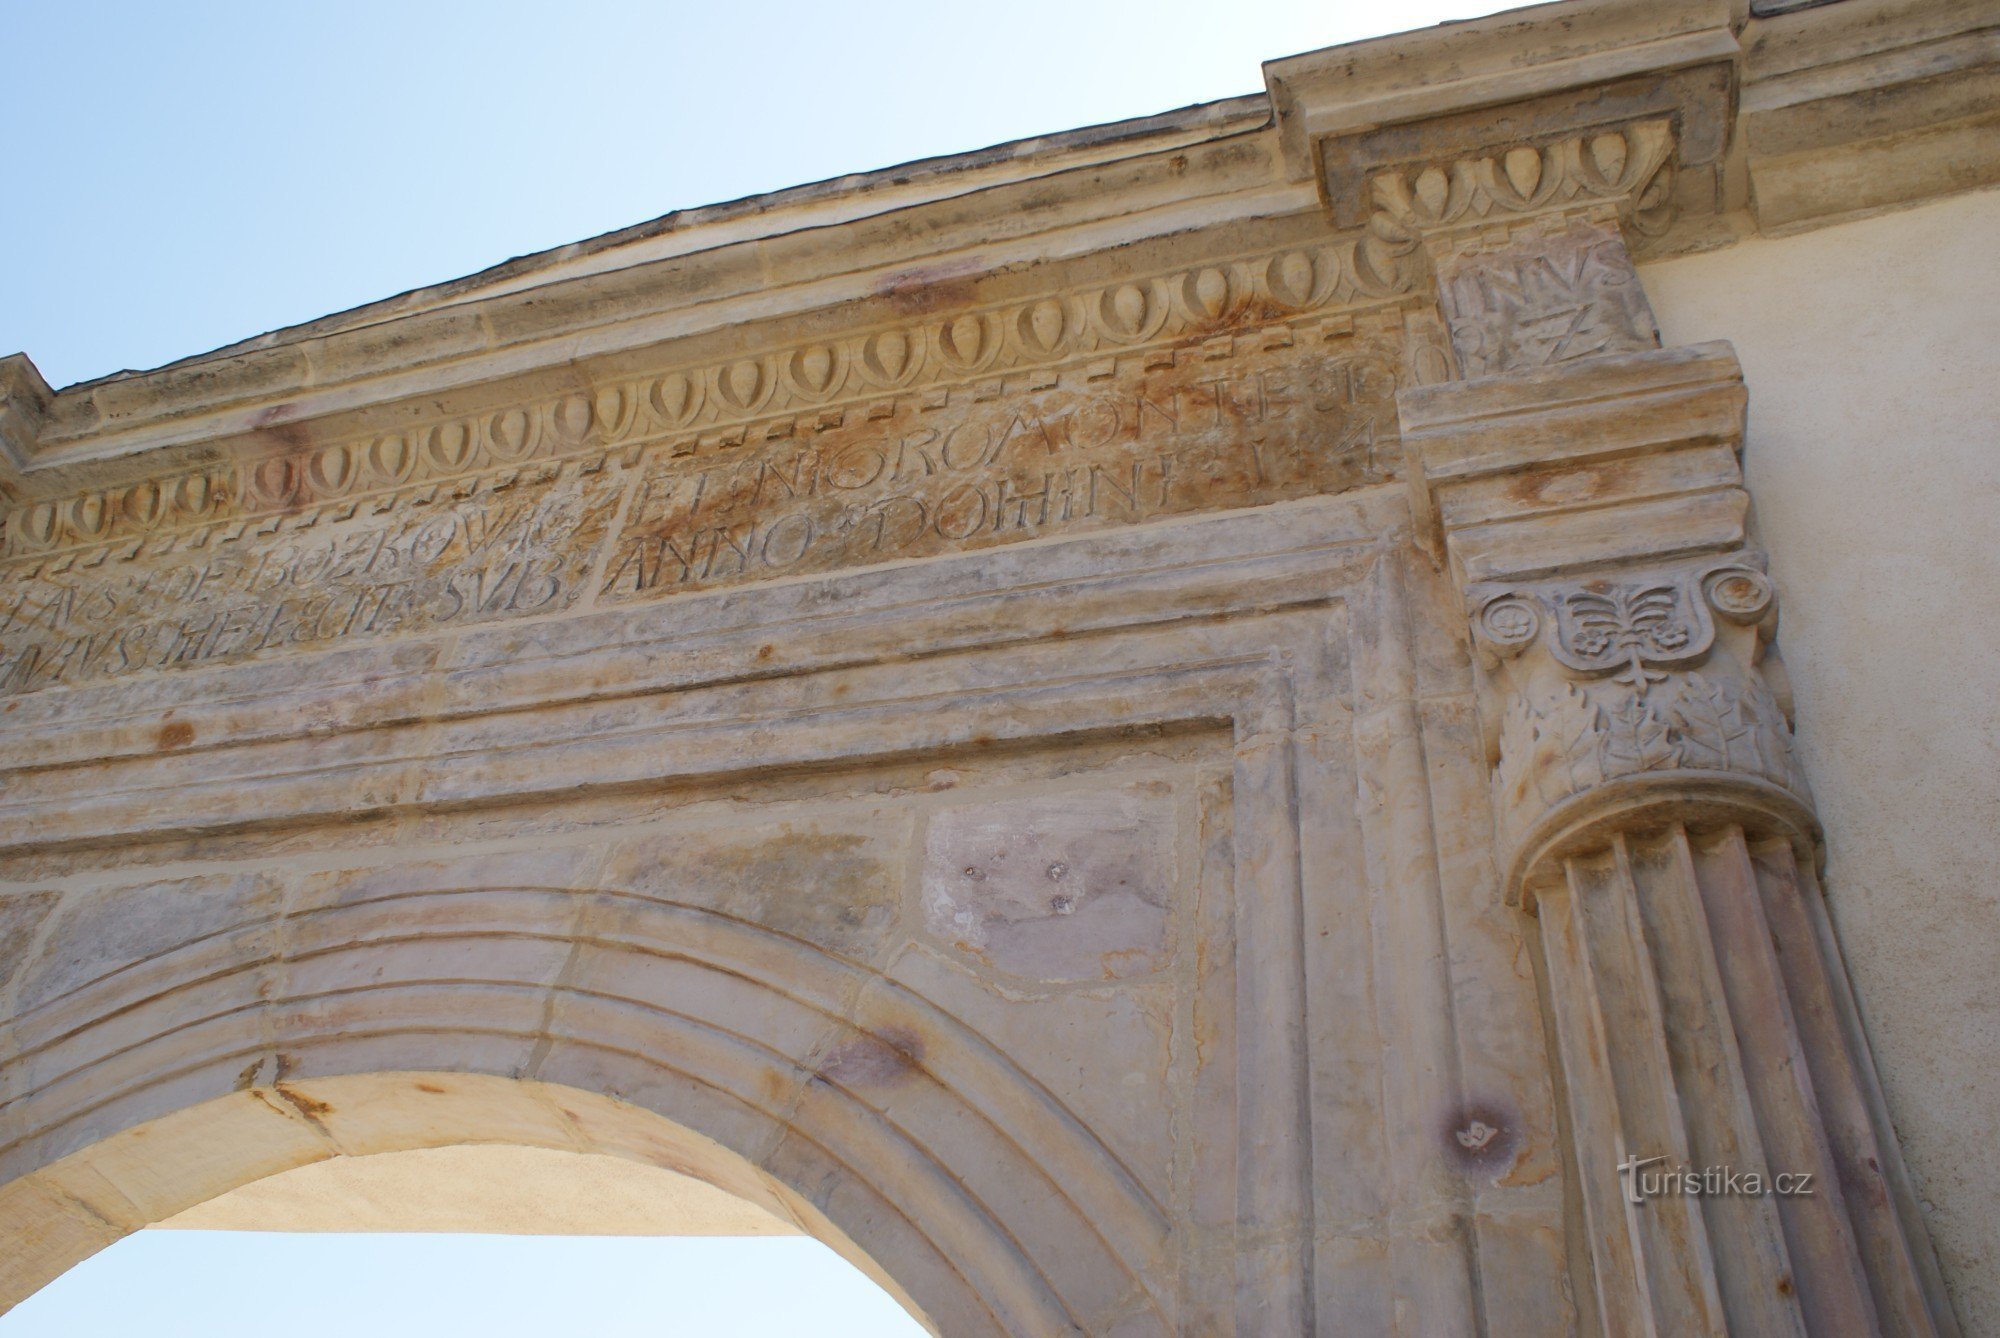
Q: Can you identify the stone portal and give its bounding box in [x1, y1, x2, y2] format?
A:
[2, 1, 1984, 1332]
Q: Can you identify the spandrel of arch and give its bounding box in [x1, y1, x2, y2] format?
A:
[0, 870, 1182, 1336]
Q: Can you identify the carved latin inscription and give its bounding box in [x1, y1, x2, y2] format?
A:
[0, 472, 623, 693]
[2, 239, 1413, 562]
[1357, 119, 1676, 379]
[0, 337, 1403, 693]
[1433, 218, 1661, 378]
[600, 342, 1399, 601]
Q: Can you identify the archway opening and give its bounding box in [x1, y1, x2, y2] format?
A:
[0, 1075, 935, 1335]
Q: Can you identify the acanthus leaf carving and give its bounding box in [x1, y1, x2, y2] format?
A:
[1479, 562, 1811, 855]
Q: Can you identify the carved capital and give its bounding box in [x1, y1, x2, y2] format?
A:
[1328, 22, 1960, 1324]
[1359, 121, 1672, 380]
[1474, 558, 1812, 906]
[1403, 334, 1959, 1333]
[1397, 336, 1962, 1329]
[1399, 342, 1819, 905]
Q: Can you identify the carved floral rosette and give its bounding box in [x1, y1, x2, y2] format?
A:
[1472, 558, 1817, 905]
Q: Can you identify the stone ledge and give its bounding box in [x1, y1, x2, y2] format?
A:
[1400, 340, 1748, 582]
[6, 0, 1991, 494]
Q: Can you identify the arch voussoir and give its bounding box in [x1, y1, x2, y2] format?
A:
[0, 877, 1181, 1335]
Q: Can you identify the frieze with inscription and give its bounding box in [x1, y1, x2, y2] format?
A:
[0, 334, 1403, 693]
[1433, 219, 1661, 378]
[0, 470, 623, 693]
[600, 337, 1400, 601]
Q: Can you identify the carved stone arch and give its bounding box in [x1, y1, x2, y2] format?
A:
[0, 866, 1202, 1335]
[4, 3, 1988, 1327]
[0, 1076, 947, 1326]
[0, 498, 1414, 1336]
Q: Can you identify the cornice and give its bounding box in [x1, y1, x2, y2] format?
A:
[1264, 0, 1739, 182]
[5, 121, 1304, 475]
[1740, 0, 2000, 229]
[5, 0, 1992, 490]
[1358, 118, 1680, 286]
[0, 229, 1417, 563]
[1278, 0, 1999, 250]
[1279, 0, 1741, 268]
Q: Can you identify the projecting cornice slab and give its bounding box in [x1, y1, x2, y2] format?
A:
[1264, 0, 1739, 187]
[1741, 0, 2000, 229]
[2, 0, 1993, 495]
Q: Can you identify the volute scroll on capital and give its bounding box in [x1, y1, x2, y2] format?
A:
[1470, 559, 1776, 679]
[1471, 556, 1816, 910]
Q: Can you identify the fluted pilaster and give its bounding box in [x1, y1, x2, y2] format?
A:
[1400, 333, 1955, 1334]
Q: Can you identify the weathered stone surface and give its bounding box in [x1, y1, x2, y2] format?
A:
[157, 1145, 802, 1235]
[0, 0, 1990, 1331]
[1432, 217, 1662, 378]
[1403, 338, 1955, 1334]
[1643, 190, 2000, 1333]
[920, 788, 1176, 982]
[600, 818, 907, 963]
[0, 331, 1406, 695]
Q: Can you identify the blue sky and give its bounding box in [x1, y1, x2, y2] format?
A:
[0, 1233, 928, 1336]
[2, 0, 1517, 390]
[0, 2, 1515, 1332]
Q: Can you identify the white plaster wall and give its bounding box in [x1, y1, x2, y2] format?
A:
[1643, 187, 2000, 1334]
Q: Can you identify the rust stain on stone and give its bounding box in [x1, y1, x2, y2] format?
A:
[274, 1083, 334, 1118]
[816, 1025, 927, 1088]
[1443, 1100, 1523, 1178]
[1099, 945, 1154, 979]
[155, 720, 195, 750]
[873, 258, 990, 316]
[238, 409, 323, 518]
